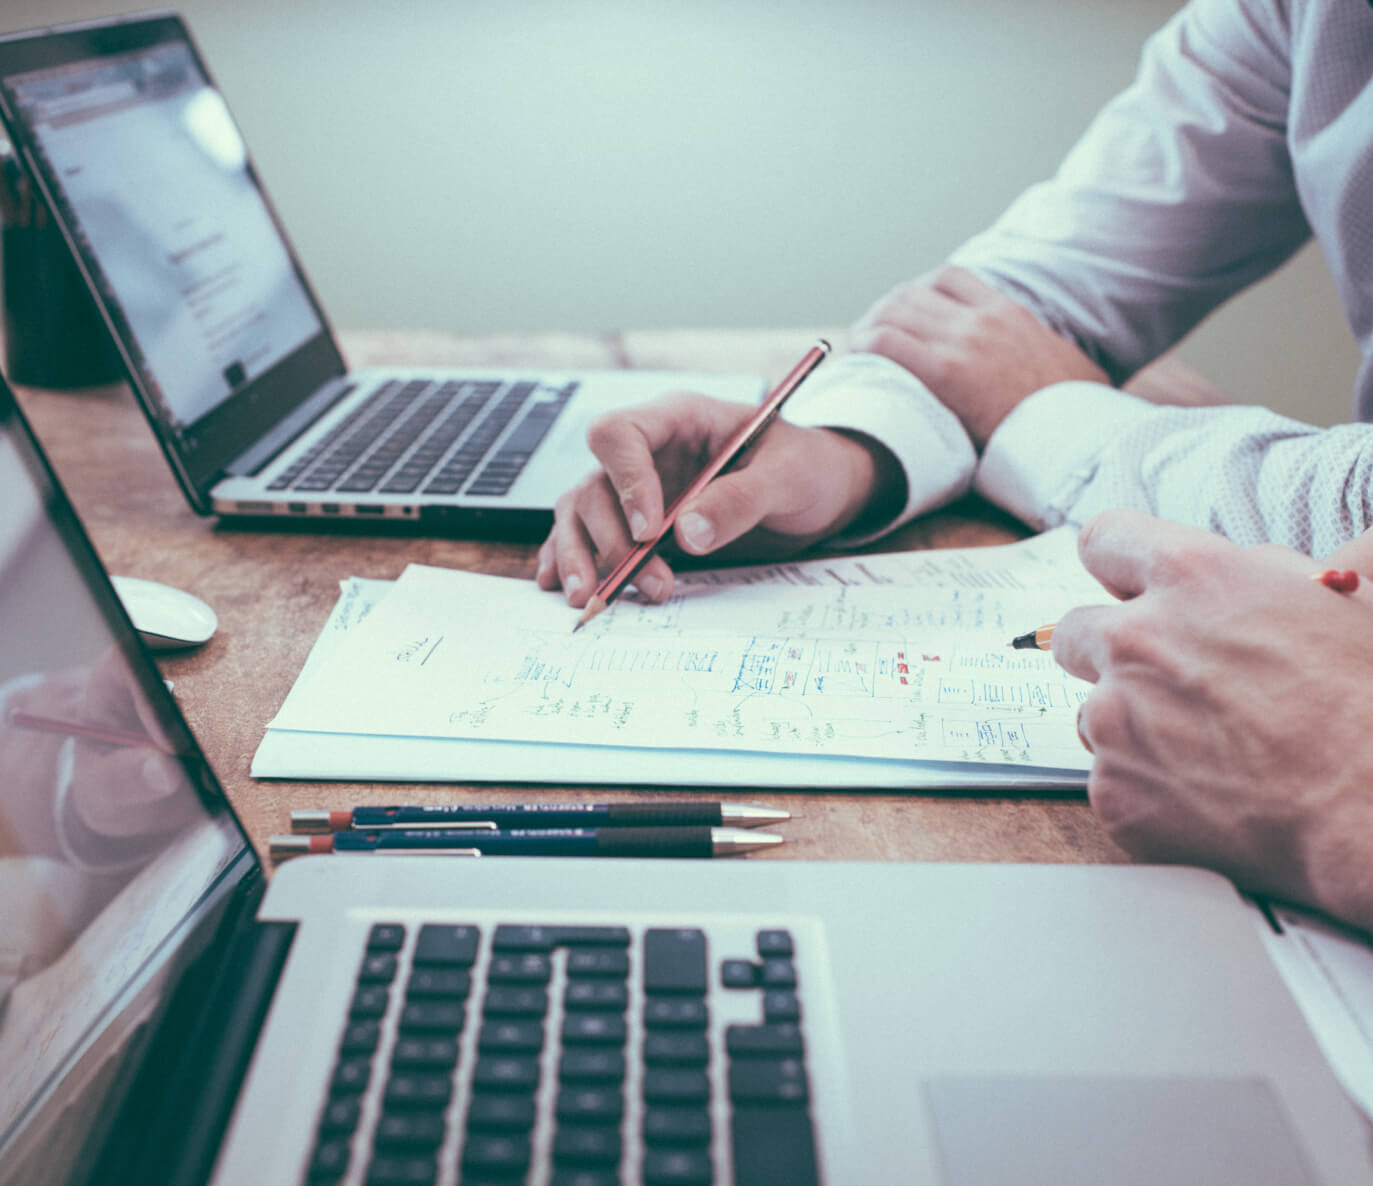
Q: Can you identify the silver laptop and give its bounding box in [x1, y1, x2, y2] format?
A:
[0, 11, 762, 536]
[1, 377, 1369, 1185]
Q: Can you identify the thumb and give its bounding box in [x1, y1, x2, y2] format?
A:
[673, 464, 785, 555]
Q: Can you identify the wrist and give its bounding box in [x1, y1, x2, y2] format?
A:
[824, 429, 907, 539]
[1303, 788, 1373, 937]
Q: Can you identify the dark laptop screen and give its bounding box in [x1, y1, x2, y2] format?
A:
[0, 384, 249, 1185]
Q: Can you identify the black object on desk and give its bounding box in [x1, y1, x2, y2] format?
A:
[1, 142, 121, 388]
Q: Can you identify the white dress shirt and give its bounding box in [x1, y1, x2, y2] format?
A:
[792, 0, 1373, 558]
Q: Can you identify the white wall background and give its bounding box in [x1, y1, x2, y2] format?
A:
[2, 0, 1361, 426]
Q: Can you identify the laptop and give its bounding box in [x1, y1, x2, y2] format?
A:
[0, 11, 763, 536]
[1, 376, 1370, 1186]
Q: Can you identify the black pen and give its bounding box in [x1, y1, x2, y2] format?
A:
[290, 802, 791, 833]
[270, 826, 782, 860]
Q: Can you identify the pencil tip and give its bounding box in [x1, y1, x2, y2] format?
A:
[574, 595, 608, 633]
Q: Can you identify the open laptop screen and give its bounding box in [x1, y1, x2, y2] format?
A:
[0, 384, 249, 1185]
[3, 33, 321, 423]
[0, 13, 345, 504]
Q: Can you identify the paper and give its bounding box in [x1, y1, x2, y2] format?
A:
[258, 530, 1106, 784]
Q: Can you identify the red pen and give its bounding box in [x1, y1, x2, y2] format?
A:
[575, 339, 832, 631]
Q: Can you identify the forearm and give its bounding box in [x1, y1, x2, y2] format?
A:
[978, 383, 1373, 555]
[950, 0, 1307, 383]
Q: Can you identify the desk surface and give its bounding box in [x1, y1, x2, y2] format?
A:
[11, 328, 1174, 871]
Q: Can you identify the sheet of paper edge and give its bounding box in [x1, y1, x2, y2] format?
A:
[251, 728, 1086, 789]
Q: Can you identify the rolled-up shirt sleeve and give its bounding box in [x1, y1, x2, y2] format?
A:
[781, 352, 977, 546]
[978, 382, 1373, 557]
[949, 0, 1309, 385]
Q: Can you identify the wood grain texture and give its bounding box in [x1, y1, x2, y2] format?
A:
[11, 329, 1143, 872]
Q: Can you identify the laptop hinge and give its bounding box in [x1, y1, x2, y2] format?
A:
[223, 376, 355, 477]
[91, 867, 297, 1186]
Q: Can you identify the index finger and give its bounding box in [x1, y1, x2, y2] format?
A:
[584, 393, 724, 543]
[1075, 509, 1231, 600]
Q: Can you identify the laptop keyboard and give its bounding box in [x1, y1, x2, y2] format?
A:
[266, 378, 579, 499]
[304, 921, 820, 1185]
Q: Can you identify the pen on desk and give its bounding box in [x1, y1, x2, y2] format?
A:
[1009, 624, 1055, 651]
[269, 826, 783, 861]
[574, 339, 832, 631]
[290, 801, 791, 833]
[4, 708, 159, 749]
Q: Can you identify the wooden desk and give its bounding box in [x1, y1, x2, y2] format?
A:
[12, 329, 1152, 871]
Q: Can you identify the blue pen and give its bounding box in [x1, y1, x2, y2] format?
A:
[270, 826, 782, 860]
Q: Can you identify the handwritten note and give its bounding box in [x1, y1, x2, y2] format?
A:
[269, 531, 1105, 772]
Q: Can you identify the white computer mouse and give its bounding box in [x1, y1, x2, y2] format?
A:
[110, 575, 218, 650]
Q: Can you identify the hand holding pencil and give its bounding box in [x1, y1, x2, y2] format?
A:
[537, 340, 905, 619]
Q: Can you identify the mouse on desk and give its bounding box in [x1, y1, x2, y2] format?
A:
[110, 575, 218, 650]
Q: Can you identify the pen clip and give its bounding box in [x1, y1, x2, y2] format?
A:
[374, 848, 483, 857]
[373, 821, 499, 832]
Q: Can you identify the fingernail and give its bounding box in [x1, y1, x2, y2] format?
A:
[628, 510, 649, 540]
[678, 512, 714, 552]
[564, 573, 584, 598]
[637, 572, 664, 599]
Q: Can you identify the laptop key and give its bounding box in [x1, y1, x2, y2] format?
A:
[551, 1171, 620, 1186]
[482, 985, 549, 1016]
[643, 998, 708, 1030]
[478, 1018, 546, 1053]
[643, 1107, 711, 1147]
[383, 1072, 452, 1111]
[472, 1055, 541, 1092]
[555, 1086, 624, 1125]
[405, 967, 471, 999]
[466, 1093, 537, 1133]
[350, 985, 390, 1019]
[559, 1049, 627, 1083]
[564, 980, 627, 1012]
[567, 949, 630, 978]
[642, 1147, 713, 1185]
[398, 1000, 465, 1032]
[761, 990, 801, 1023]
[489, 952, 553, 983]
[330, 1057, 373, 1095]
[643, 929, 707, 994]
[643, 1032, 709, 1066]
[390, 1036, 459, 1069]
[357, 952, 398, 983]
[727, 1058, 808, 1105]
[725, 1023, 804, 1058]
[373, 1111, 445, 1151]
[365, 1153, 438, 1185]
[730, 1106, 819, 1186]
[412, 924, 479, 966]
[562, 1013, 628, 1045]
[553, 1125, 622, 1166]
[318, 1096, 361, 1134]
[461, 1133, 532, 1176]
[643, 1068, 710, 1106]
[367, 923, 406, 951]
[755, 929, 793, 958]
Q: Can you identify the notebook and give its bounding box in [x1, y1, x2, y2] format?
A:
[0, 11, 762, 536]
[2, 380, 1369, 1185]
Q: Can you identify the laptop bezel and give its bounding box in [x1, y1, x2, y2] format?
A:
[0, 10, 350, 513]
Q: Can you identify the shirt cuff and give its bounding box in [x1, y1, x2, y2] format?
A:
[781, 352, 977, 546]
[975, 381, 1157, 529]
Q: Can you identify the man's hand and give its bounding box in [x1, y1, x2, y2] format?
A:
[1051, 510, 1373, 934]
[537, 392, 902, 606]
[848, 265, 1109, 448]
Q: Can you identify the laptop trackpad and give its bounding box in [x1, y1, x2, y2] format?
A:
[926, 1076, 1319, 1186]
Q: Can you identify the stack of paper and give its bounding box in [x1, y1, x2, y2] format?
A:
[253, 528, 1109, 788]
